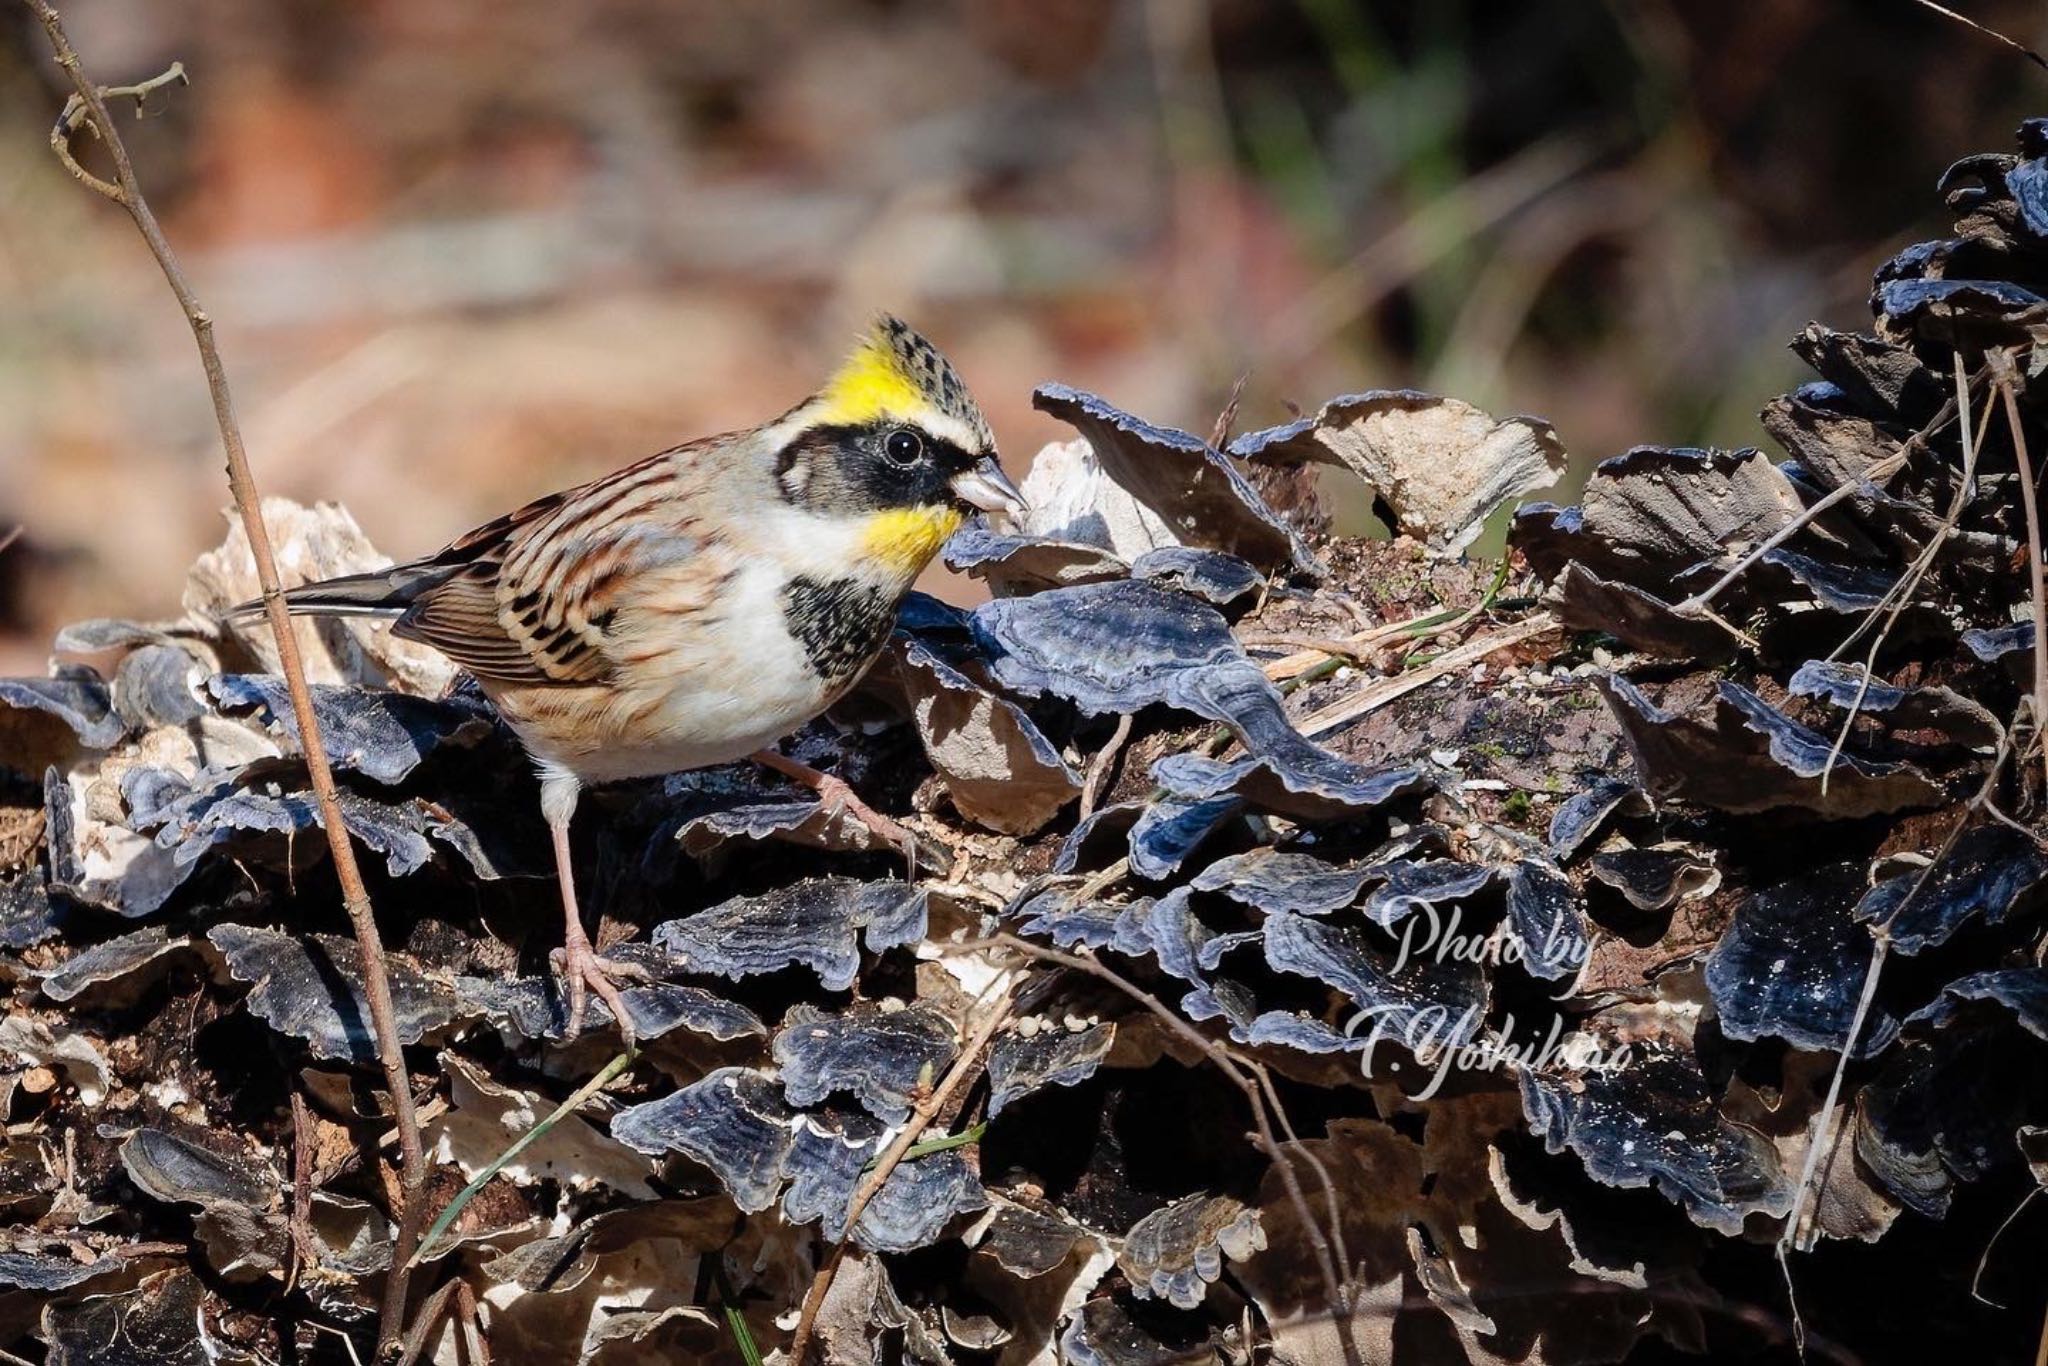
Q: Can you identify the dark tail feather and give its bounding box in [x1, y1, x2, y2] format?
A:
[223, 563, 459, 622]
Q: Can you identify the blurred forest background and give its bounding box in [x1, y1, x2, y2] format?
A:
[1, 0, 2042, 674]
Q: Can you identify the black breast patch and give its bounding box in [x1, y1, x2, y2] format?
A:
[780, 575, 902, 685]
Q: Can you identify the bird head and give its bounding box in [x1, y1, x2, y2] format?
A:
[773, 316, 1026, 575]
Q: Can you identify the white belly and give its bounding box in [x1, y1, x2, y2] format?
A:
[506, 557, 864, 786]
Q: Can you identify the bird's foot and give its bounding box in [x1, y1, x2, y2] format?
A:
[752, 749, 924, 877]
[551, 936, 653, 1047]
[808, 769, 919, 876]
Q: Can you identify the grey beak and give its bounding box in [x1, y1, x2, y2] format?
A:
[950, 457, 1029, 520]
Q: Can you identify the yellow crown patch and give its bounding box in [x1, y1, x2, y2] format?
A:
[814, 329, 929, 427]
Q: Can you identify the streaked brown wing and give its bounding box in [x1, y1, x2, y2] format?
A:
[393, 450, 687, 686]
[396, 575, 574, 684]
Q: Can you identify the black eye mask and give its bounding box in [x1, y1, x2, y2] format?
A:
[775, 422, 978, 515]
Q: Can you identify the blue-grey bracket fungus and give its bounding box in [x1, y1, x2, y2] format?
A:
[611, 1068, 988, 1253]
[1854, 825, 2048, 954]
[1505, 860, 1590, 984]
[652, 878, 927, 991]
[1905, 968, 2048, 1041]
[941, 525, 1129, 595]
[0, 674, 125, 756]
[772, 1003, 959, 1124]
[970, 578, 1253, 719]
[457, 958, 765, 1045]
[1117, 1194, 1264, 1310]
[1129, 546, 1264, 608]
[1706, 868, 1898, 1055]
[1189, 849, 1373, 917]
[985, 1022, 1114, 1117]
[19, 112, 2048, 1361]
[1547, 776, 1652, 862]
[1520, 1046, 1795, 1236]
[206, 673, 492, 785]
[1594, 673, 1946, 819]
[612, 1067, 795, 1214]
[780, 1116, 987, 1252]
[209, 924, 456, 1063]
[1263, 912, 1488, 1051]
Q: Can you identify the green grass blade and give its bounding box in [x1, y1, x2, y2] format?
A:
[409, 1051, 633, 1267]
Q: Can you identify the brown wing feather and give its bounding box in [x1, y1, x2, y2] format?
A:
[390, 449, 688, 686]
[395, 576, 569, 684]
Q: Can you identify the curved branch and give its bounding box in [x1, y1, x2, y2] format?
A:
[19, 5, 428, 1353]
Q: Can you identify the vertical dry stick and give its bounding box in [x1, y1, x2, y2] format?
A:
[289, 1092, 317, 1294]
[787, 978, 1018, 1363]
[20, 4, 429, 1350]
[1776, 725, 2018, 1357]
[1990, 349, 2048, 791]
[986, 933, 1364, 1366]
[1819, 356, 1985, 795]
[1079, 713, 1134, 821]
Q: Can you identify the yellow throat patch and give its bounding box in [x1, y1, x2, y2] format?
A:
[814, 334, 928, 427]
[859, 505, 964, 575]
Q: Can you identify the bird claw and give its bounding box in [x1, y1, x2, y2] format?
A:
[810, 770, 919, 877]
[551, 940, 652, 1046]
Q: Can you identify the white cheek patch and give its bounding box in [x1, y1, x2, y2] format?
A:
[752, 502, 894, 583]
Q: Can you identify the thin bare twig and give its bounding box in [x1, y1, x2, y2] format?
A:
[47, 60, 185, 201]
[453, 1279, 489, 1365]
[786, 976, 1019, 1364]
[1990, 349, 2048, 794]
[1972, 1186, 2040, 1308]
[1209, 372, 1250, 451]
[20, 7, 429, 1351]
[979, 932, 1364, 1366]
[1820, 358, 1985, 793]
[289, 1091, 317, 1294]
[1777, 721, 2019, 1354]
[1902, 0, 2048, 71]
[395, 1278, 462, 1366]
[1079, 713, 1134, 821]
[1675, 376, 1971, 618]
[1295, 613, 1557, 739]
[1674, 452, 1907, 617]
[1238, 1053, 1353, 1283]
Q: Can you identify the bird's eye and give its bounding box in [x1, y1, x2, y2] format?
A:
[883, 429, 924, 465]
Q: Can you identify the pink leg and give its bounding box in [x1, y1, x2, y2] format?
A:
[545, 800, 647, 1045]
[752, 749, 918, 876]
